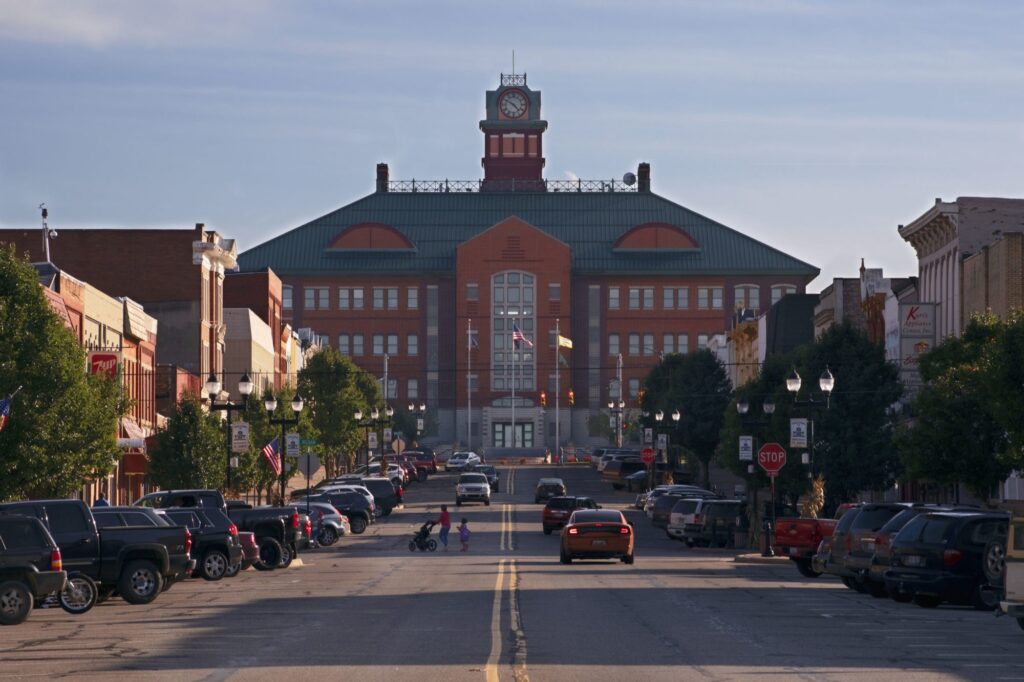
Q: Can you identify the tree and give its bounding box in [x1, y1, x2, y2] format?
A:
[148, 394, 225, 489]
[642, 351, 731, 488]
[238, 385, 318, 504]
[0, 245, 124, 500]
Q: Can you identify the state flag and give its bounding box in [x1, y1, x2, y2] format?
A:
[557, 335, 573, 349]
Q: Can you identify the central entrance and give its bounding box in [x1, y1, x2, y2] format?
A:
[492, 422, 534, 448]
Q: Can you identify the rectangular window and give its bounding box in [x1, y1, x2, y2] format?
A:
[338, 287, 350, 310]
[678, 334, 688, 354]
[663, 288, 674, 310]
[316, 288, 329, 310]
[283, 285, 293, 310]
[387, 334, 398, 355]
[698, 287, 709, 310]
[304, 288, 315, 310]
[711, 287, 723, 310]
[387, 287, 398, 310]
[608, 287, 620, 310]
[407, 334, 418, 356]
[407, 287, 419, 310]
[338, 334, 350, 356]
[771, 284, 796, 305]
[663, 333, 674, 355]
[548, 283, 561, 301]
[628, 288, 641, 310]
[698, 334, 709, 350]
[352, 288, 364, 309]
[643, 334, 654, 355]
[609, 333, 620, 356]
[317, 334, 330, 348]
[407, 379, 419, 399]
[353, 334, 364, 356]
[628, 333, 640, 355]
[643, 287, 654, 310]
[387, 379, 397, 399]
[467, 283, 479, 301]
[678, 287, 689, 309]
[373, 334, 384, 356]
[373, 287, 385, 309]
[629, 379, 640, 398]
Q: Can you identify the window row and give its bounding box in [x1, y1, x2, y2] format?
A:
[334, 334, 419, 357]
[283, 286, 419, 311]
[607, 284, 798, 312]
[608, 332, 711, 356]
[376, 378, 419, 400]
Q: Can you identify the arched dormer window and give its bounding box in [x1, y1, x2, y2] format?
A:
[326, 223, 416, 252]
[612, 223, 699, 252]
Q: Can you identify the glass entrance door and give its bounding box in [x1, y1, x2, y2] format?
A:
[493, 423, 534, 448]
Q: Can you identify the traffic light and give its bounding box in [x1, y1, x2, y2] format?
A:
[568, 389, 575, 406]
[539, 391, 547, 407]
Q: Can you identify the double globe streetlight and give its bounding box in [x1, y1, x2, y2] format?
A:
[265, 389, 304, 505]
[354, 405, 394, 471]
[607, 399, 626, 448]
[205, 371, 254, 492]
[650, 408, 681, 487]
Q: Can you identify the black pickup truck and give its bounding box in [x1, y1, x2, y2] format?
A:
[162, 508, 242, 581]
[0, 499, 193, 605]
[0, 515, 67, 625]
[225, 502, 305, 570]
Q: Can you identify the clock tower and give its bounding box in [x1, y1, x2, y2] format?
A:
[480, 73, 548, 191]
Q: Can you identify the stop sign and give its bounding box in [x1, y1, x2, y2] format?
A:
[757, 442, 787, 476]
[641, 447, 655, 465]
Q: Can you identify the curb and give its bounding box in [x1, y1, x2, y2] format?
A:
[733, 553, 792, 565]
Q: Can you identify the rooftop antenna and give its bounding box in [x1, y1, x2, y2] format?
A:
[39, 203, 57, 263]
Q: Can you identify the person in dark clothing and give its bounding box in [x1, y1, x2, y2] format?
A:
[93, 493, 109, 507]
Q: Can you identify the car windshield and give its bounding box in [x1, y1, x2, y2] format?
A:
[459, 474, 487, 484]
[572, 510, 623, 524]
[672, 500, 699, 514]
[477, 466, 496, 474]
[851, 506, 904, 531]
[538, 479, 563, 486]
[879, 508, 921, 535]
[834, 507, 861, 533]
[705, 503, 742, 518]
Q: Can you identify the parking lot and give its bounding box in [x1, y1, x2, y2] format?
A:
[4, 464, 1024, 681]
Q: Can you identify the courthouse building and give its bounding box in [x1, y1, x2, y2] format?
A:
[238, 74, 819, 450]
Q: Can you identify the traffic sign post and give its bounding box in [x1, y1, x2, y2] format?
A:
[757, 443, 786, 557]
[641, 447, 655, 465]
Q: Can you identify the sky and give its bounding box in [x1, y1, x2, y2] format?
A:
[2, 0, 1022, 291]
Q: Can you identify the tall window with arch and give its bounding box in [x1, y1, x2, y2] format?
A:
[491, 271, 535, 392]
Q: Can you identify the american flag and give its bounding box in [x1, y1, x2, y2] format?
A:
[512, 323, 533, 348]
[0, 396, 10, 433]
[261, 437, 282, 476]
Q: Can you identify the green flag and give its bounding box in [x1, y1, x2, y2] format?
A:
[558, 353, 569, 368]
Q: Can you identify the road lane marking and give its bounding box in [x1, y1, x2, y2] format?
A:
[486, 558, 507, 682]
[508, 559, 529, 682]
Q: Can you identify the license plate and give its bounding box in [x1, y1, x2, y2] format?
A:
[592, 540, 607, 547]
[903, 555, 924, 567]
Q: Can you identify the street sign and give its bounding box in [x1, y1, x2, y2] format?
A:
[297, 453, 321, 478]
[641, 447, 655, 465]
[738, 436, 753, 462]
[231, 422, 249, 453]
[789, 418, 808, 449]
[416, 418, 424, 432]
[758, 442, 787, 477]
[656, 433, 667, 452]
[300, 438, 318, 447]
[285, 432, 300, 457]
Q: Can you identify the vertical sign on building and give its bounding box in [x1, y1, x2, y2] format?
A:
[898, 303, 936, 398]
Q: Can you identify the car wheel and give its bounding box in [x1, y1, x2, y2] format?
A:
[795, 560, 821, 579]
[485, 500, 491, 506]
[841, 577, 858, 591]
[543, 527, 552, 536]
[983, 538, 1007, 585]
[685, 539, 694, 548]
[118, 560, 163, 605]
[59, 574, 98, 615]
[254, 538, 283, 571]
[224, 562, 242, 578]
[622, 553, 635, 565]
[201, 550, 229, 581]
[913, 595, 941, 608]
[318, 526, 339, 546]
[349, 516, 368, 535]
[0, 581, 33, 625]
[867, 581, 889, 598]
[278, 544, 294, 569]
[559, 549, 572, 565]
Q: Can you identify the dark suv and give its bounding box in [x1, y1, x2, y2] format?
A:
[885, 511, 1009, 608]
[542, 497, 599, 534]
[0, 516, 66, 625]
[840, 503, 909, 593]
[162, 508, 242, 581]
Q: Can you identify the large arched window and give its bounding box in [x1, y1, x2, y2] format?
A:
[491, 270, 535, 391]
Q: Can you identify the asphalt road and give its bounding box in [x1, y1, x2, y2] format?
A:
[4, 465, 1024, 681]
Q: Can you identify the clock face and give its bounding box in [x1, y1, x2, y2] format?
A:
[499, 90, 528, 119]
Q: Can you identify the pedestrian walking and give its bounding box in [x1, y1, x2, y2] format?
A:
[436, 504, 451, 551]
[458, 518, 471, 552]
[93, 492, 109, 508]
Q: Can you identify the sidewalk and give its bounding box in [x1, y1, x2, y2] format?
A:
[734, 553, 791, 565]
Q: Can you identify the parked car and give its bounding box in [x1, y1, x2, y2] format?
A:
[456, 473, 492, 506]
[560, 509, 635, 565]
[0, 499, 193, 606]
[301, 501, 349, 546]
[602, 458, 646, 489]
[225, 532, 259, 577]
[161, 508, 242, 581]
[225, 502, 305, 570]
[596, 451, 639, 473]
[689, 500, 744, 548]
[402, 448, 437, 477]
[304, 491, 374, 534]
[624, 470, 650, 493]
[885, 510, 1008, 608]
[838, 503, 912, 593]
[534, 478, 567, 504]
[474, 465, 501, 492]
[667, 498, 711, 542]
[0, 515, 67, 625]
[446, 452, 481, 471]
[135, 489, 227, 512]
[653, 488, 718, 529]
[542, 497, 599, 534]
[821, 504, 863, 587]
[360, 477, 402, 516]
[775, 503, 856, 578]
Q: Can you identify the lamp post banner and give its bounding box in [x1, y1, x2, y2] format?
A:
[285, 432, 300, 457]
[656, 433, 667, 452]
[789, 418, 808, 448]
[368, 432, 378, 450]
[644, 428, 653, 445]
[231, 422, 250, 453]
[739, 435, 753, 462]
[384, 427, 393, 445]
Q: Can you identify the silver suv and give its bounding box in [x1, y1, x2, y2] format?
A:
[455, 473, 491, 506]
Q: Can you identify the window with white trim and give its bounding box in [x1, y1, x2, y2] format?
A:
[609, 333, 620, 356]
[283, 285, 293, 310]
[407, 334, 418, 356]
[608, 287, 620, 310]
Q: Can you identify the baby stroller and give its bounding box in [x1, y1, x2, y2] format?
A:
[409, 521, 438, 552]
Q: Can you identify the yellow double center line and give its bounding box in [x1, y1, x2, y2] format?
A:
[486, 503, 527, 682]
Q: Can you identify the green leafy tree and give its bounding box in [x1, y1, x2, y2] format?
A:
[642, 350, 731, 488]
[149, 394, 225, 489]
[0, 245, 124, 500]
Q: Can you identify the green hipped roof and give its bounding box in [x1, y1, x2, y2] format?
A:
[238, 190, 819, 279]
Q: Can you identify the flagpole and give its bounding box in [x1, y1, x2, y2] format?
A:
[467, 319, 472, 451]
[511, 315, 516, 449]
[555, 318, 560, 464]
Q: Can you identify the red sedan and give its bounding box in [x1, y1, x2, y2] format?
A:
[560, 509, 635, 565]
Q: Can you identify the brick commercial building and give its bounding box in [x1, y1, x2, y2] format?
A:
[239, 74, 819, 451]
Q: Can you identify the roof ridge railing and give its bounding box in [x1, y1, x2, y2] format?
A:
[384, 179, 639, 193]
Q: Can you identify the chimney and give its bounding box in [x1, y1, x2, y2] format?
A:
[376, 163, 390, 193]
[637, 163, 651, 192]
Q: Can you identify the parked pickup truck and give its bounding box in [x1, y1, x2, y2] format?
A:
[0, 514, 67, 625]
[0, 499, 193, 605]
[999, 516, 1024, 632]
[775, 503, 856, 578]
[225, 501, 305, 570]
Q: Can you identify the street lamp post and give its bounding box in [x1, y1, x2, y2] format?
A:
[379, 405, 394, 462]
[206, 371, 254, 493]
[736, 396, 776, 556]
[408, 402, 427, 446]
[607, 399, 625, 448]
[786, 366, 836, 496]
[265, 390, 304, 505]
[650, 408, 681, 489]
[354, 409, 376, 471]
